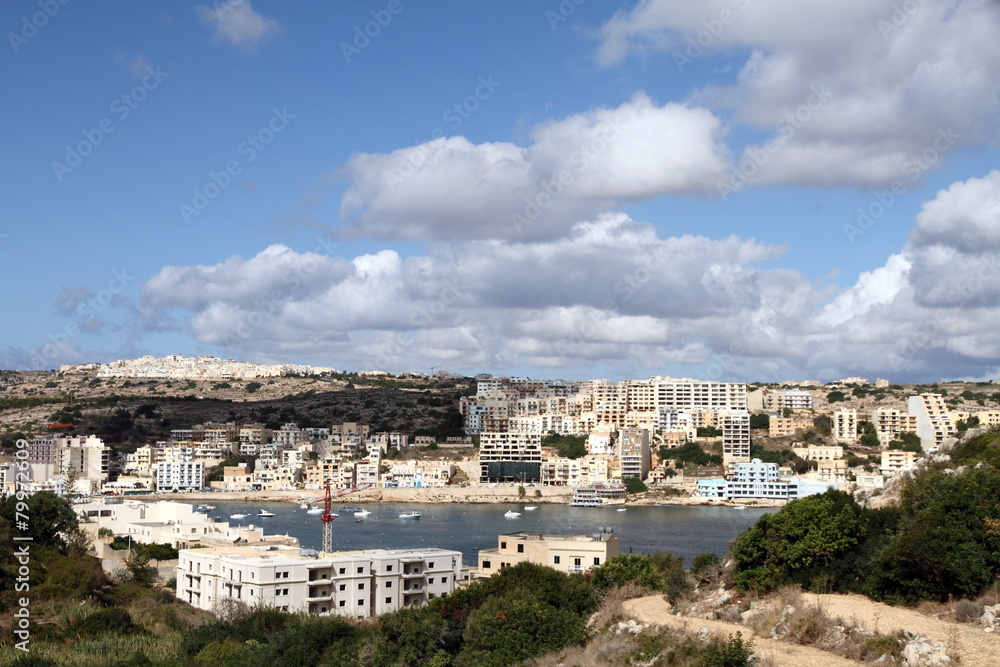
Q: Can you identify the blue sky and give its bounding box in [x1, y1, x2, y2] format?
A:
[2, 0, 999, 383]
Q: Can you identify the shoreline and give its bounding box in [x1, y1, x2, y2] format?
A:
[125, 486, 782, 509]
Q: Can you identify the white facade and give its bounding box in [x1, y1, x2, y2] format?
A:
[176, 546, 463, 617]
[156, 460, 204, 491]
[908, 394, 956, 450]
[833, 408, 858, 443]
[721, 409, 751, 463]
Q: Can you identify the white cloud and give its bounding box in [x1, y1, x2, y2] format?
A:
[598, 0, 1000, 188]
[196, 0, 282, 54]
[137, 171, 1000, 381]
[338, 94, 730, 241]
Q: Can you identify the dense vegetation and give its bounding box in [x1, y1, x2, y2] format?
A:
[732, 429, 1000, 605]
[540, 432, 588, 459]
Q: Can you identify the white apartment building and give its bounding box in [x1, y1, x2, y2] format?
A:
[156, 460, 204, 491]
[618, 427, 651, 480]
[273, 423, 307, 447]
[384, 461, 454, 488]
[871, 408, 919, 446]
[176, 546, 463, 617]
[907, 394, 956, 450]
[833, 408, 858, 443]
[476, 531, 619, 577]
[697, 459, 836, 500]
[721, 409, 751, 464]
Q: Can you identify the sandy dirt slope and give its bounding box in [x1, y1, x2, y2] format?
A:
[803, 592, 1000, 667]
[623, 596, 861, 666]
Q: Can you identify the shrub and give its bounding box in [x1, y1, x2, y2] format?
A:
[691, 552, 721, 575]
[697, 631, 756, 667]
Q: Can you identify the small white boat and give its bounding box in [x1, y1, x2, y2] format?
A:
[399, 511, 421, 520]
[354, 509, 371, 518]
[299, 502, 309, 509]
[617, 508, 627, 512]
[230, 513, 247, 520]
[256, 509, 275, 517]
[523, 506, 538, 511]
[733, 506, 746, 511]
[504, 510, 521, 518]
[306, 507, 324, 515]
[195, 504, 215, 512]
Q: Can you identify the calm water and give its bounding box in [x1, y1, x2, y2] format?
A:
[188, 500, 771, 567]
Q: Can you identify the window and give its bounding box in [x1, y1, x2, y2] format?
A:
[553, 556, 561, 564]
[386, 597, 392, 603]
[517, 544, 524, 553]
[339, 600, 345, 607]
[594, 557, 601, 565]
[357, 566, 364, 573]
[358, 583, 365, 590]
[358, 599, 364, 606]
[386, 581, 392, 588]
[482, 560, 491, 569]
[500, 542, 507, 549]
[441, 576, 447, 583]
[339, 567, 346, 575]
[386, 564, 393, 572]
[339, 584, 346, 591]
[429, 562, 434, 568]
[428, 577, 434, 584]
[574, 558, 581, 567]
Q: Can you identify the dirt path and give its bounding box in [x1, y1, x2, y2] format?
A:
[803, 592, 1000, 667]
[623, 596, 861, 667]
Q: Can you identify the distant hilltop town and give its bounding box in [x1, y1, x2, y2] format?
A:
[60, 354, 338, 380]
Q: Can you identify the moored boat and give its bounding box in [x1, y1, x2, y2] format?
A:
[398, 511, 421, 520]
[256, 509, 275, 517]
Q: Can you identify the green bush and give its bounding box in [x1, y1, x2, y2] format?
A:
[698, 631, 756, 667]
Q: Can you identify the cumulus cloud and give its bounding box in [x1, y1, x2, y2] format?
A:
[136, 171, 1000, 382]
[338, 94, 730, 241]
[196, 0, 282, 54]
[598, 0, 1000, 189]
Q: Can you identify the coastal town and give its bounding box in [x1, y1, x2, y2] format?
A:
[2, 355, 997, 624]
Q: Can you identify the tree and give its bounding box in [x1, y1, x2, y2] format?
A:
[592, 553, 665, 592]
[813, 414, 833, 435]
[826, 390, 846, 403]
[245, 382, 262, 393]
[623, 477, 647, 494]
[517, 485, 526, 499]
[0, 491, 79, 553]
[749, 413, 770, 430]
[731, 490, 867, 594]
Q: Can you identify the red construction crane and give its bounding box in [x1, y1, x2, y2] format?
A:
[321, 479, 334, 553]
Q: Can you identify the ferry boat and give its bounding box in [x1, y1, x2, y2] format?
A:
[569, 495, 609, 507]
[398, 511, 421, 520]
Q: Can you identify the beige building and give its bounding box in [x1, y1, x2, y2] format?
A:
[764, 389, 814, 411]
[721, 409, 751, 464]
[871, 408, 919, 446]
[881, 449, 918, 475]
[791, 444, 844, 461]
[816, 459, 848, 483]
[769, 416, 814, 437]
[618, 427, 651, 479]
[476, 531, 619, 577]
[479, 430, 542, 483]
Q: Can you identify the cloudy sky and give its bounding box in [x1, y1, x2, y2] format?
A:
[2, 0, 999, 383]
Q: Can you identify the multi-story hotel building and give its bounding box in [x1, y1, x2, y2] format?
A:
[618, 427, 651, 480]
[721, 409, 751, 464]
[833, 408, 858, 443]
[478, 430, 542, 483]
[176, 546, 464, 617]
[870, 408, 919, 445]
[907, 394, 956, 450]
